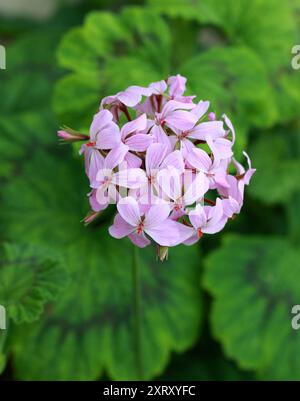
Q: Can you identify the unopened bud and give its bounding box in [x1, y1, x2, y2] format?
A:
[82, 210, 101, 226]
[157, 245, 169, 262]
[208, 112, 216, 121]
[57, 126, 89, 143]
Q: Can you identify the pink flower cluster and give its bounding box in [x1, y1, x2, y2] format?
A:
[58, 75, 255, 254]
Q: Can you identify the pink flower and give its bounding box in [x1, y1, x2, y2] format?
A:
[186, 147, 230, 190]
[59, 75, 255, 256]
[220, 152, 256, 217]
[109, 197, 192, 247]
[92, 144, 145, 207]
[157, 166, 208, 218]
[184, 199, 227, 245]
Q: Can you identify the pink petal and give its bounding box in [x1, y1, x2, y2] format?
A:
[121, 113, 147, 139]
[124, 152, 142, 168]
[203, 216, 227, 234]
[161, 150, 184, 172]
[112, 168, 147, 189]
[184, 172, 209, 205]
[109, 213, 135, 238]
[157, 167, 182, 201]
[90, 109, 114, 139]
[180, 137, 195, 157]
[89, 189, 108, 212]
[214, 168, 230, 189]
[104, 143, 128, 170]
[162, 99, 195, 116]
[191, 100, 210, 120]
[222, 196, 240, 218]
[151, 125, 172, 152]
[146, 219, 193, 246]
[118, 86, 151, 107]
[96, 184, 109, 206]
[145, 142, 168, 174]
[189, 204, 207, 230]
[128, 233, 151, 248]
[207, 137, 233, 161]
[88, 149, 105, 187]
[223, 114, 235, 145]
[125, 133, 153, 152]
[144, 203, 170, 229]
[188, 121, 225, 141]
[117, 196, 141, 226]
[96, 125, 121, 149]
[186, 148, 211, 172]
[165, 110, 197, 131]
[168, 74, 187, 97]
[149, 80, 168, 95]
[183, 232, 199, 246]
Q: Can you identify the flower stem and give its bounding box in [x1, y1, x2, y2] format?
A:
[132, 245, 143, 380]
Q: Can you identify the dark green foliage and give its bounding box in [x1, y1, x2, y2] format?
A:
[0, 0, 300, 381]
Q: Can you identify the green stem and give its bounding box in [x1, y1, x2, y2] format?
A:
[132, 245, 143, 380]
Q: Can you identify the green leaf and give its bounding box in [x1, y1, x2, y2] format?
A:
[147, 0, 204, 20]
[160, 343, 254, 380]
[53, 74, 101, 127]
[181, 46, 278, 155]
[1, 30, 61, 115]
[0, 111, 57, 180]
[249, 129, 300, 204]
[2, 151, 203, 380]
[0, 243, 69, 324]
[54, 7, 171, 125]
[148, 0, 296, 72]
[204, 234, 300, 380]
[274, 71, 300, 123]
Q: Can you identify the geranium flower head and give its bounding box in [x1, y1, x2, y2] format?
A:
[58, 75, 255, 258]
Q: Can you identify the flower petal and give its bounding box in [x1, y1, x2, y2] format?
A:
[145, 142, 168, 174]
[121, 113, 147, 139]
[125, 133, 153, 152]
[112, 168, 147, 189]
[168, 74, 187, 97]
[188, 121, 225, 141]
[90, 109, 114, 139]
[161, 150, 184, 172]
[157, 167, 182, 201]
[117, 196, 140, 226]
[144, 203, 170, 229]
[104, 143, 128, 170]
[189, 204, 207, 230]
[183, 172, 209, 205]
[96, 125, 121, 149]
[165, 110, 197, 131]
[191, 100, 210, 120]
[146, 219, 193, 246]
[109, 213, 135, 238]
[128, 233, 151, 248]
[186, 147, 212, 172]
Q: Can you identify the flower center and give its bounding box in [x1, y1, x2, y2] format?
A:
[197, 228, 203, 238]
[179, 131, 189, 139]
[174, 202, 182, 212]
[136, 222, 144, 235]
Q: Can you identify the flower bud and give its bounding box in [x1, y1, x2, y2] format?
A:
[57, 127, 89, 143]
[157, 245, 169, 262]
[208, 112, 216, 121]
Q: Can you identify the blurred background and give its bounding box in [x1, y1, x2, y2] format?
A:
[0, 0, 300, 381]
